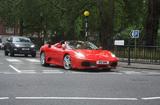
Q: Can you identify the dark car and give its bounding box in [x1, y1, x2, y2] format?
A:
[4, 36, 36, 57]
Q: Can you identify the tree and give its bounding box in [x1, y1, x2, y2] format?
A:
[0, 0, 159, 47]
[144, 0, 160, 46]
[96, 0, 115, 49]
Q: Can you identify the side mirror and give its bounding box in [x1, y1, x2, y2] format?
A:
[7, 39, 11, 42]
[56, 44, 62, 48]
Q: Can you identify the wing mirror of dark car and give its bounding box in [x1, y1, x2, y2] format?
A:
[7, 39, 11, 42]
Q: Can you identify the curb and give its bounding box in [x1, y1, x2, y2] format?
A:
[119, 66, 160, 70]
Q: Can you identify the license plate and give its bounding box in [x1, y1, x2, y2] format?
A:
[22, 48, 29, 50]
[96, 60, 109, 64]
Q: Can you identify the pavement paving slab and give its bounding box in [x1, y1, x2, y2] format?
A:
[118, 62, 160, 70]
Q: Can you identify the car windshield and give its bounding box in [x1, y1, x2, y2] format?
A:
[66, 41, 98, 50]
[13, 37, 31, 43]
[0, 39, 2, 43]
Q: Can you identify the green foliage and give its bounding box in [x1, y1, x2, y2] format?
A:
[0, 0, 159, 46]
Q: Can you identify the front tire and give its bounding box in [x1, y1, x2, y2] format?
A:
[63, 55, 72, 70]
[40, 52, 49, 66]
[4, 50, 9, 56]
[10, 49, 14, 57]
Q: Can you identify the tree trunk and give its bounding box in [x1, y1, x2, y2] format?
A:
[96, 0, 114, 49]
[19, 19, 23, 36]
[144, 0, 160, 46]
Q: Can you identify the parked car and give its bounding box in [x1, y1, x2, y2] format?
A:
[40, 40, 118, 70]
[0, 38, 4, 50]
[4, 36, 36, 57]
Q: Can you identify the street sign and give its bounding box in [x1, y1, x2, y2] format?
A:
[114, 40, 124, 46]
[131, 30, 140, 38]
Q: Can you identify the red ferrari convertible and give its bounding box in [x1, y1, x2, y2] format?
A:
[40, 40, 118, 70]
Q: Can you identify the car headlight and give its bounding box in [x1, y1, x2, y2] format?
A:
[31, 45, 35, 48]
[15, 44, 20, 47]
[75, 52, 85, 58]
[111, 53, 116, 57]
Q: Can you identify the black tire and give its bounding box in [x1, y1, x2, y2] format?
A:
[63, 55, 72, 70]
[10, 49, 14, 57]
[25, 54, 28, 57]
[40, 52, 49, 66]
[4, 50, 8, 56]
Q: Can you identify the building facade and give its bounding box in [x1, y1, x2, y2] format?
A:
[0, 21, 19, 36]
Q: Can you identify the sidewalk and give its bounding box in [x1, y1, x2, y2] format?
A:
[118, 62, 160, 70]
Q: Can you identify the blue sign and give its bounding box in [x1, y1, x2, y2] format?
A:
[131, 30, 140, 38]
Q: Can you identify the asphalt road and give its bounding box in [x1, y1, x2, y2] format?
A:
[0, 50, 160, 105]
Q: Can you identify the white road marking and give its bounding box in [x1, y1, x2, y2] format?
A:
[25, 58, 40, 63]
[43, 71, 64, 74]
[122, 71, 142, 75]
[141, 97, 160, 100]
[21, 72, 36, 74]
[42, 70, 64, 74]
[6, 58, 21, 62]
[21, 70, 36, 72]
[15, 97, 138, 101]
[2, 72, 18, 74]
[42, 69, 61, 72]
[71, 72, 123, 75]
[21, 70, 36, 73]
[9, 65, 21, 73]
[1, 96, 160, 101]
[0, 97, 9, 100]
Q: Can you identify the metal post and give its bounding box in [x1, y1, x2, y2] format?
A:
[128, 46, 131, 65]
[83, 10, 90, 41]
[85, 17, 88, 41]
[134, 38, 137, 59]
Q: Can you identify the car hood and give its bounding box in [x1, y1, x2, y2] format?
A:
[74, 49, 115, 60]
[14, 42, 34, 47]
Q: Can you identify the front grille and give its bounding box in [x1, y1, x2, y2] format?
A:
[81, 61, 96, 67]
[14, 47, 32, 54]
[82, 62, 89, 66]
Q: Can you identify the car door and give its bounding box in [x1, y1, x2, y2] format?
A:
[49, 44, 64, 65]
[43, 44, 54, 62]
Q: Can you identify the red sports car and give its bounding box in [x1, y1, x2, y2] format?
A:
[40, 40, 118, 70]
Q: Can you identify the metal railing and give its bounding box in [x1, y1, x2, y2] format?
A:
[113, 45, 160, 64]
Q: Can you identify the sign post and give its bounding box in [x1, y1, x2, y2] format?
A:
[131, 30, 140, 59]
